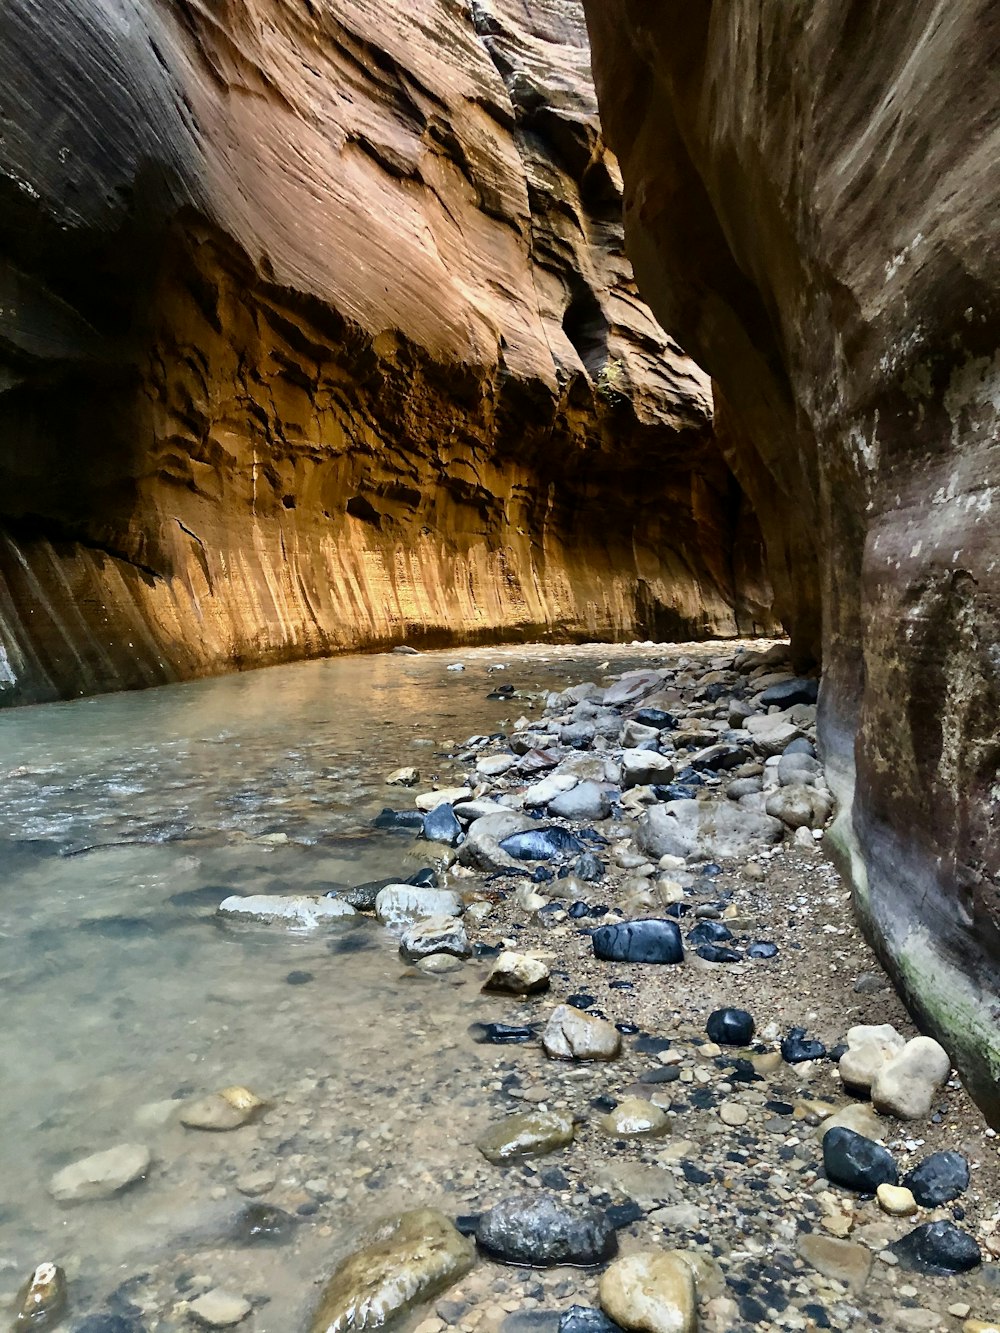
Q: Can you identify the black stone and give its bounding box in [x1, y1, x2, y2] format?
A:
[559, 1307, 625, 1333]
[696, 944, 742, 963]
[468, 1022, 535, 1044]
[573, 852, 605, 881]
[422, 803, 463, 846]
[639, 1065, 680, 1084]
[781, 1027, 827, 1062]
[591, 1095, 617, 1113]
[455, 1214, 481, 1235]
[285, 970, 314, 985]
[232, 1203, 298, 1245]
[892, 1220, 981, 1274]
[632, 1034, 672, 1053]
[475, 1194, 618, 1267]
[474, 941, 503, 958]
[567, 992, 596, 1009]
[759, 678, 819, 707]
[615, 1022, 639, 1035]
[591, 919, 683, 964]
[707, 1008, 755, 1046]
[746, 941, 779, 959]
[605, 1199, 643, 1228]
[822, 1127, 898, 1192]
[608, 980, 634, 990]
[687, 920, 734, 946]
[500, 827, 585, 861]
[405, 867, 439, 887]
[532, 865, 555, 883]
[904, 1151, 970, 1206]
[631, 708, 675, 730]
[540, 1167, 570, 1191]
[568, 901, 591, 919]
[331, 877, 393, 910]
[651, 783, 699, 800]
[372, 808, 424, 829]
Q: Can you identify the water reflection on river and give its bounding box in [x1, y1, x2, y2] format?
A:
[0, 642, 679, 1330]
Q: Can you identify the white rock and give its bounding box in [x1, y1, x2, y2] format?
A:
[189, 1289, 252, 1327]
[399, 916, 470, 962]
[745, 713, 802, 756]
[871, 1036, 951, 1119]
[374, 885, 462, 930]
[476, 753, 517, 777]
[600, 1251, 697, 1333]
[542, 1005, 621, 1062]
[414, 786, 470, 811]
[637, 799, 784, 861]
[621, 749, 675, 789]
[482, 951, 550, 994]
[386, 766, 419, 786]
[765, 783, 833, 829]
[522, 773, 578, 806]
[217, 894, 355, 928]
[49, 1144, 151, 1202]
[839, 1024, 906, 1092]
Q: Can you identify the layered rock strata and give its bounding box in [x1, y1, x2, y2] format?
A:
[583, 2, 1000, 1116]
[0, 0, 774, 705]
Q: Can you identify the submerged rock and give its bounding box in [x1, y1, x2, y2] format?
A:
[599, 1251, 696, 1333]
[309, 1209, 474, 1332]
[232, 1203, 298, 1245]
[599, 1097, 669, 1139]
[374, 885, 462, 930]
[14, 1262, 67, 1329]
[181, 1086, 266, 1132]
[399, 916, 470, 963]
[476, 1194, 617, 1267]
[217, 895, 356, 928]
[477, 1112, 575, 1165]
[891, 1221, 981, 1275]
[49, 1144, 151, 1203]
[188, 1289, 252, 1327]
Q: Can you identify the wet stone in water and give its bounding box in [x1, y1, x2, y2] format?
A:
[559, 1307, 625, 1333]
[475, 1193, 618, 1267]
[476, 1111, 575, 1165]
[891, 1220, 982, 1274]
[232, 1203, 298, 1245]
[469, 1022, 536, 1045]
[15, 1262, 67, 1329]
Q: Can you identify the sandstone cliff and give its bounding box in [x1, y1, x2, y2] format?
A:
[583, 2, 1000, 1116]
[0, 0, 774, 705]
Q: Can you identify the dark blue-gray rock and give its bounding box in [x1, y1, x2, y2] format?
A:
[406, 867, 439, 887]
[783, 737, 817, 757]
[696, 944, 742, 963]
[373, 808, 425, 830]
[904, 1151, 970, 1206]
[560, 1307, 625, 1333]
[475, 1193, 617, 1267]
[631, 708, 676, 730]
[422, 803, 463, 846]
[823, 1127, 898, 1193]
[707, 1008, 755, 1046]
[469, 1022, 536, 1045]
[759, 678, 819, 707]
[638, 1065, 680, 1084]
[573, 852, 605, 881]
[781, 1027, 827, 1062]
[76, 1317, 145, 1333]
[747, 941, 779, 959]
[591, 919, 683, 964]
[687, 920, 733, 946]
[891, 1220, 981, 1274]
[333, 877, 395, 910]
[232, 1202, 298, 1244]
[500, 827, 585, 861]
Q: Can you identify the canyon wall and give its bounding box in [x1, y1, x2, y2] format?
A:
[0, 0, 775, 706]
[583, 2, 1000, 1116]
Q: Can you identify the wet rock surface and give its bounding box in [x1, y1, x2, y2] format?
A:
[476, 1195, 618, 1268]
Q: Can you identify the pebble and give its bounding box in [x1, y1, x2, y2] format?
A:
[483, 951, 551, 994]
[477, 1112, 575, 1164]
[599, 1097, 669, 1138]
[49, 1143, 151, 1202]
[476, 1194, 617, 1267]
[706, 1007, 755, 1046]
[189, 1289, 252, 1327]
[904, 1150, 970, 1206]
[181, 1086, 266, 1132]
[823, 1126, 898, 1192]
[599, 1251, 696, 1333]
[892, 1220, 982, 1274]
[543, 1006, 622, 1062]
[718, 1100, 748, 1126]
[876, 1183, 918, 1217]
[797, 1233, 872, 1293]
[781, 1027, 827, 1063]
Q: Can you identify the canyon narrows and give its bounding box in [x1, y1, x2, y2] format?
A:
[0, 0, 773, 707]
[582, 0, 1000, 1123]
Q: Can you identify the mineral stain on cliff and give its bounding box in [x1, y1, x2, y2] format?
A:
[0, 0, 775, 706]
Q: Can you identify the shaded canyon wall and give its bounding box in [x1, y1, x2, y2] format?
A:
[0, 0, 776, 705]
[582, 2, 1000, 1115]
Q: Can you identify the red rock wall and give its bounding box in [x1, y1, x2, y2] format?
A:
[0, 0, 776, 704]
[582, 0, 1000, 1117]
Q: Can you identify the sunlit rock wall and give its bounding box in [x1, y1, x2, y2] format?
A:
[583, 1, 1000, 1117]
[0, 0, 775, 705]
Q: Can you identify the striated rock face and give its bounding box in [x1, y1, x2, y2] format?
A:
[583, 2, 1000, 1117]
[0, 0, 775, 704]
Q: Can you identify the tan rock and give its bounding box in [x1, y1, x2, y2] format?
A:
[599, 1251, 697, 1333]
[599, 1097, 669, 1138]
[871, 1036, 952, 1119]
[877, 1184, 918, 1217]
[49, 1144, 151, 1203]
[542, 1005, 621, 1062]
[476, 1111, 575, 1165]
[839, 1024, 906, 1092]
[482, 951, 550, 995]
[798, 1233, 872, 1293]
[181, 1086, 266, 1132]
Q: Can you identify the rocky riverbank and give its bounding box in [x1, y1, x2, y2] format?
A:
[7, 641, 1000, 1333]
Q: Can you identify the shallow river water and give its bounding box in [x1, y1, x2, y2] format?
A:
[0, 641, 678, 1331]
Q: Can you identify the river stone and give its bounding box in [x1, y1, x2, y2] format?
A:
[189, 1289, 252, 1327]
[466, 810, 537, 843]
[416, 953, 464, 975]
[599, 1251, 696, 1333]
[904, 1151, 970, 1206]
[871, 1035, 951, 1119]
[636, 799, 783, 861]
[217, 895, 356, 928]
[386, 766, 420, 786]
[706, 1007, 755, 1046]
[891, 1221, 982, 1275]
[399, 916, 470, 963]
[797, 1234, 872, 1294]
[14, 1263, 67, 1328]
[309, 1208, 474, 1333]
[764, 784, 832, 829]
[374, 885, 462, 930]
[877, 1184, 918, 1217]
[823, 1126, 898, 1192]
[500, 827, 586, 861]
[49, 1143, 151, 1202]
[180, 1085, 265, 1132]
[476, 1194, 617, 1267]
[559, 1307, 625, 1333]
[603, 671, 664, 707]
[543, 1005, 622, 1061]
[599, 1096, 669, 1138]
[523, 774, 579, 806]
[477, 753, 518, 777]
[839, 1023, 906, 1092]
[548, 781, 613, 821]
[422, 803, 463, 846]
[744, 714, 802, 757]
[476, 1111, 575, 1165]
[414, 787, 470, 811]
[591, 919, 683, 964]
[482, 951, 551, 995]
[621, 750, 676, 789]
[816, 1102, 885, 1142]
